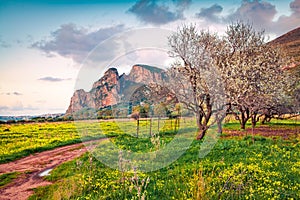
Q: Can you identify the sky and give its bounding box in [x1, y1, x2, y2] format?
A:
[0, 0, 299, 116]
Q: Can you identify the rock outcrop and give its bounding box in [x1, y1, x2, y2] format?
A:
[66, 64, 165, 114]
[66, 89, 95, 113]
[125, 64, 165, 84]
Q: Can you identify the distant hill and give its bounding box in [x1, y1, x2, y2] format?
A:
[270, 27, 300, 109]
[0, 113, 64, 123]
[270, 27, 300, 65]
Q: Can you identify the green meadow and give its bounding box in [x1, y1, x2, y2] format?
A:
[0, 122, 99, 164]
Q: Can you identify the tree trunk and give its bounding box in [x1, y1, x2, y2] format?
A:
[261, 116, 266, 124]
[196, 114, 207, 140]
[251, 114, 257, 129]
[216, 113, 224, 134]
[241, 121, 246, 130]
[217, 119, 222, 134]
[158, 117, 160, 132]
[251, 113, 258, 144]
[196, 127, 207, 140]
[136, 119, 139, 137]
[239, 108, 249, 130]
[149, 117, 152, 137]
[175, 117, 180, 131]
[261, 114, 270, 124]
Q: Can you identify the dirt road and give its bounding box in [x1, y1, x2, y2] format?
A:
[0, 139, 106, 200]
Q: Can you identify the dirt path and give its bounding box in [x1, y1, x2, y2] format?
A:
[223, 126, 299, 139]
[0, 139, 106, 200]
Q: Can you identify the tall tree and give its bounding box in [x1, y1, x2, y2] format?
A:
[167, 25, 226, 140]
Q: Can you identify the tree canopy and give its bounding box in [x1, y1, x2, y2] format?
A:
[166, 22, 297, 139]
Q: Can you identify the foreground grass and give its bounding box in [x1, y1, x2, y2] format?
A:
[28, 120, 300, 200]
[0, 121, 117, 164]
[0, 119, 185, 164]
[0, 122, 83, 164]
[0, 172, 20, 188]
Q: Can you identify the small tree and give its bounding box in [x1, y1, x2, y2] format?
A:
[131, 106, 140, 137]
[154, 102, 166, 132]
[174, 103, 181, 131]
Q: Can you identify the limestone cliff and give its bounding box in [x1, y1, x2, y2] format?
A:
[66, 64, 165, 114]
[66, 89, 95, 113]
[124, 64, 164, 84]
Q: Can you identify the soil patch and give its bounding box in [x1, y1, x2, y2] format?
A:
[0, 139, 106, 200]
[223, 125, 299, 140]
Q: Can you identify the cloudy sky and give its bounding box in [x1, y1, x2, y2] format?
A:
[0, 0, 299, 116]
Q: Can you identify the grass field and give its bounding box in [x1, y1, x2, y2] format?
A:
[0, 121, 113, 164]
[0, 122, 83, 164]
[0, 118, 190, 164]
[1, 119, 299, 199]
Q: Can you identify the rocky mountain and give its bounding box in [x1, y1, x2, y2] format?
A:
[66, 64, 165, 114]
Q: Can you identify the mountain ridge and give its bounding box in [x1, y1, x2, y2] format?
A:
[269, 26, 300, 65]
[66, 64, 166, 114]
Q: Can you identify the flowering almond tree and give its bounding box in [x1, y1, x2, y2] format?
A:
[166, 22, 296, 140]
[167, 25, 226, 140]
[220, 22, 295, 129]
